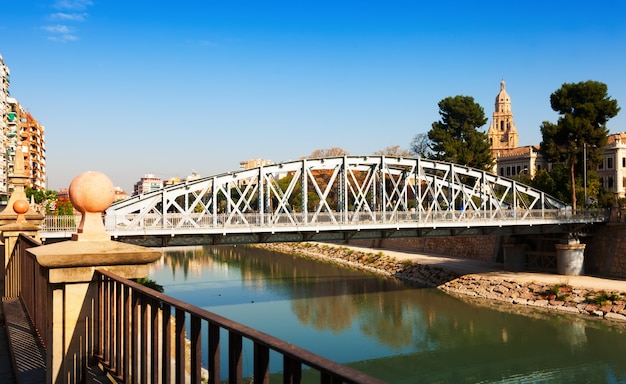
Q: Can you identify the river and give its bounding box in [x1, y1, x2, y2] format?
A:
[147, 245, 626, 383]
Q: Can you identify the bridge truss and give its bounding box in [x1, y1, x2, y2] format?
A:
[91, 156, 589, 246]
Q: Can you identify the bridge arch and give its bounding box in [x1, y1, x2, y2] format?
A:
[105, 156, 568, 232]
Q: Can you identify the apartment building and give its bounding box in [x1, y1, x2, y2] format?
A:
[0, 54, 47, 198]
[0, 54, 10, 197]
[133, 174, 163, 196]
[598, 132, 626, 199]
[18, 107, 46, 190]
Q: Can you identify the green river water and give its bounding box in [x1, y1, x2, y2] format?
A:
[147, 245, 626, 383]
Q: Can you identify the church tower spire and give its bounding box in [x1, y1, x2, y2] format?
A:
[488, 80, 519, 156]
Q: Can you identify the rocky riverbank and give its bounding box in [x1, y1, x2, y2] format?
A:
[256, 242, 626, 323]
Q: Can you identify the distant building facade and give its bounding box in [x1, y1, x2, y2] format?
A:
[0, 54, 47, 199]
[487, 80, 519, 155]
[489, 80, 549, 178]
[17, 106, 46, 190]
[598, 132, 626, 199]
[240, 158, 274, 170]
[489, 80, 625, 200]
[133, 174, 163, 196]
[0, 54, 10, 197]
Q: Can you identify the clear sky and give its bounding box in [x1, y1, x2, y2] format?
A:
[1, 1, 625, 193]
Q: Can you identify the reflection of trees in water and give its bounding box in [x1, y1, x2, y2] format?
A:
[159, 245, 626, 370]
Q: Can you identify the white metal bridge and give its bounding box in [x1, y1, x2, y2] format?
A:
[41, 156, 607, 246]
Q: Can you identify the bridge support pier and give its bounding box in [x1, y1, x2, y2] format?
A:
[503, 241, 527, 272]
[555, 235, 586, 276]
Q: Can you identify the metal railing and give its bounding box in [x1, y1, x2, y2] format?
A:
[41, 209, 609, 238]
[5, 234, 47, 347]
[96, 269, 385, 384]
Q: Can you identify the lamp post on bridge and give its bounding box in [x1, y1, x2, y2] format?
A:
[583, 143, 587, 208]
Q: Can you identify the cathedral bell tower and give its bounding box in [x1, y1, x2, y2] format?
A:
[488, 80, 519, 156]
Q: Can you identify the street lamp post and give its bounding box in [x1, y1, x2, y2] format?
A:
[583, 143, 587, 207]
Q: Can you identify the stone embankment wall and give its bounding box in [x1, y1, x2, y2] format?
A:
[350, 235, 500, 262]
[258, 242, 626, 323]
[584, 223, 626, 278]
[349, 219, 626, 280]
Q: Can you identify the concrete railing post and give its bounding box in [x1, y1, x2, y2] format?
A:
[26, 171, 160, 384]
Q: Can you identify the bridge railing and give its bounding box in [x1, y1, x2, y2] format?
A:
[4, 234, 48, 346]
[6, 228, 384, 383]
[41, 208, 608, 235]
[96, 268, 385, 384]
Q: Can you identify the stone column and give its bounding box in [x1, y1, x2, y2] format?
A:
[555, 235, 586, 276]
[26, 171, 160, 384]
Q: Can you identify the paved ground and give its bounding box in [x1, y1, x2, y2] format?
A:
[338, 244, 626, 293]
[0, 297, 17, 384]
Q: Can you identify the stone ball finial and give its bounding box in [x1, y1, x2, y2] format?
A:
[13, 199, 29, 223]
[69, 171, 114, 241]
[69, 171, 115, 214]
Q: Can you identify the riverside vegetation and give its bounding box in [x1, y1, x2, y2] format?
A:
[257, 242, 626, 323]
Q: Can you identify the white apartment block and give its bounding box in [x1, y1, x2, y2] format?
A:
[0, 54, 10, 197]
[598, 132, 626, 198]
[133, 174, 164, 196]
[0, 54, 47, 198]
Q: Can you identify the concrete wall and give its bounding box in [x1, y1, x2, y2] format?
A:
[583, 223, 626, 278]
[350, 221, 626, 280]
[349, 235, 502, 262]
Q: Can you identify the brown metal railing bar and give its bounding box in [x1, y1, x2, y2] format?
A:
[115, 280, 123, 376]
[97, 269, 385, 384]
[96, 272, 103, 360]
[254, 343, 270, 384]
[123, 284, 131, 382]
[228, 332, 243, 384]
[208, 322, 220, 384]
[103, 277, 111, 366]
[141, 296, 149, 382]
[191, 315, 202, 383]
[150, 298, 159, 383]
[131, 292, 139, 384]
[175, 307, 186, 384]
[161, 302, 172, 384]
[283, 355, 302, 384]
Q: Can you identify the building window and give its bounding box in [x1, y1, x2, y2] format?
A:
[599, 160, 604, 170]
[500, 167, 504, 176]
[622, 157, 626, 168]
[609, 177, 614, 189]
[506, 167, 511, 176]
[623, 177, 626, 188]
[608, 157, 614, 169]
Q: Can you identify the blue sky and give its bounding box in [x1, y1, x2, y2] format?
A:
[1, 1, 625, 192]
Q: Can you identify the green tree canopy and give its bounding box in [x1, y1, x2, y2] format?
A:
[427, 95, 493, 170]
[540, 80, 620, 209]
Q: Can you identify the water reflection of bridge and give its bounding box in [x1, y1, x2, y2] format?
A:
[42, 156, 607, 245]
